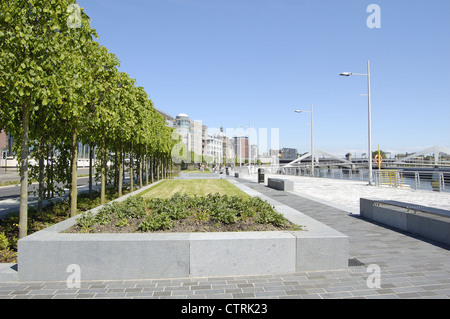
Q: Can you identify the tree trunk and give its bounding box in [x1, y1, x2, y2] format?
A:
[89, 143, 94, 200]
[138, 145, 143, 189]
[50, 146, 54, 198]
[151, 156, 154, 184]
[157, 158, 160, 181]
[129, 142, 134, 193]
[145, 146, 149, 186]
[19, 101, 30, 239]
[70, 122, 78, 217]
[100, 136, 106, 205]
[38, 137, 45, 213]
[118, 139, 123, 197]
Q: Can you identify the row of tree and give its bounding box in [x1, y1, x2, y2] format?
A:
[0, 1, 178, 238]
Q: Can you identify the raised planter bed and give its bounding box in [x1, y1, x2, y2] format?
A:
[17, 181, 348, 281]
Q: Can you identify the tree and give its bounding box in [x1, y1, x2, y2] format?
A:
[1, 0, 177, 237]
[0, 0, 92, 237]
[372, 150, 387, 160]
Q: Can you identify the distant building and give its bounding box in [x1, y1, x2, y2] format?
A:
[173, 113, 202, 157]
[251, 145, 258, 163]
[280, 148, 298, 160]
[203, 129, 223, 164]
[233, 136, 249, 161]
[0, 130, 7, 152]
[0, 130, 14, 157]
[217, 126, 235, 165]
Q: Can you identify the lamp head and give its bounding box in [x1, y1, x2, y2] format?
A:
[340, 72, 352, 76]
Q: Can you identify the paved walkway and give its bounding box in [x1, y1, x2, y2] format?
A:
[246, 173, 450, 214]
[1, 174, 449, 299]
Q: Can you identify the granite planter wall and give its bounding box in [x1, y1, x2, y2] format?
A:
[17, 180, 348, 281]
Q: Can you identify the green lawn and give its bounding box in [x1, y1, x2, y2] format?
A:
[139, 179, 250, 199]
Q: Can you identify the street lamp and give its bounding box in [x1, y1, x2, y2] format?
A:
[295, 104, 314, 177]
[340, 60, 373, 185]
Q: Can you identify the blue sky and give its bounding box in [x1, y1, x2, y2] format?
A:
[78, 0, 450, 157]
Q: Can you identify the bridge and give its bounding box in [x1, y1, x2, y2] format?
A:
[283, 145, 450, 170]
[279, 146, 450, 191]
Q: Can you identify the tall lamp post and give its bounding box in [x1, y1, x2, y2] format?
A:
[340, 60, 373, 185]
[295, 104, 314, 177]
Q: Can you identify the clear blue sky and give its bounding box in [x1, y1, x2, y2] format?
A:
[78, 0, 450, 157]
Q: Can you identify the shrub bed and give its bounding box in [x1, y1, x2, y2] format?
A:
[66, 193, 302, 233]
[0, 187, 131, 263]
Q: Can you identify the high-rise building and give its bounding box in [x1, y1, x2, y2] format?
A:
[232, 136, 249, 161]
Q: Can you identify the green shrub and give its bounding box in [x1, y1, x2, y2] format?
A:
[193, 209, 210, 221]
[139, 213, 173, 231]
[94, 209, 112, 225]
[69, 192, 297, 233]
[121, 196, 147, 218]
[257, 209, 287, 227]
[115, 218, 129, 228]
[76, 212, 96, 233]
[0, 232, 9, 251]
[214, 208, 238, 224]
[0, 232, 16, 262]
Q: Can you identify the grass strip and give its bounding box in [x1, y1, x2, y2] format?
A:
[139, 179, 250, 199]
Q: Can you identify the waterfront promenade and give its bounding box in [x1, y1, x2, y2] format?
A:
[241, 173, 450, 214]
[0, 174, 449, 299]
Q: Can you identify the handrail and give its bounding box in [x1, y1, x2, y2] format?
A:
[373, 170, 404, 188]
[260, 165, 448, 193]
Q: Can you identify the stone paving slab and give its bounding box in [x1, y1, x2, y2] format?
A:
[1, 176, 450, 299]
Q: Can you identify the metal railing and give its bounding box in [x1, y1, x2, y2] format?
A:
[431, 172, 446, 192]
[258, 164, 449, 193]
[373, 170, 404, 188]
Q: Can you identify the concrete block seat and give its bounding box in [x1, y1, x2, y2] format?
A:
[360, 198, 450, 246]
[267, 178, 294, 191]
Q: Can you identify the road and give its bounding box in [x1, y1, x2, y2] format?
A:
[0, 175, 99, 219]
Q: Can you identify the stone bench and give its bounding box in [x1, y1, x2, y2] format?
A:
[267, 178, 294, 191]
[360, 198, 450, 246]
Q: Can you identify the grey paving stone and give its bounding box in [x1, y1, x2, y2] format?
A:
[193, 289, 225, 295]
[2, 177, 449, 299]
[152, 291, 171, 297]
[232, 292, 255, 298]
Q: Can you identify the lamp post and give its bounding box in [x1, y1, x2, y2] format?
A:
[340, 60, 373, 185]
[295, 104, 314, 177]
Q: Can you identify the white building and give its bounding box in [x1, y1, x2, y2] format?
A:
[204, 132, 223, 164]
[173, 113, 203, 160]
